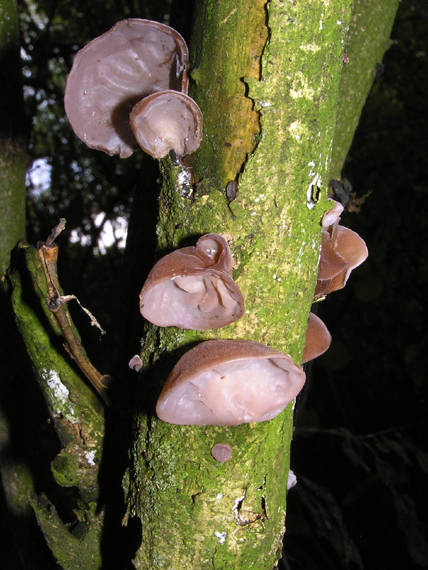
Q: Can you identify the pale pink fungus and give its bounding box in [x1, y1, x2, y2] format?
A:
[156, 340, 306, 426]
[211, 443, 232, 462]
[64, 19, 189, 158]
[128, 355, 143, 372]
[302, 312, 331, 364]
[140, 234, 244, 330]
[315, 200, 368, 299]
[130, 90, 203, 158]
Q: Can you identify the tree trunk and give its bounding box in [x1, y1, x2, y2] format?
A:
[1, 1, 399, 568]
[125, 1, 397, 568]
[0, 0, 26, 276]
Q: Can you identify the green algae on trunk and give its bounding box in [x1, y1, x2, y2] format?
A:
[0, 0, 26, 277]
[329, 0, 400, 179]
[129, 1, 355, 568]
[7, 242, 105, 566]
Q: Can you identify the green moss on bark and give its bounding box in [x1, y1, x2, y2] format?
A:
[7, 242, 105, 565]
[31, 495, 103, 569]
[9, 243, 104, 440]
[0, 0, 26, 277]
[129, 1, 361, 568]
[330, 0, 400, 178]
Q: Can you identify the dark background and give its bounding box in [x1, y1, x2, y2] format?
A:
[3, 0, 428, 568]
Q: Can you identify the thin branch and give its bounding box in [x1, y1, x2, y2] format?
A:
[37, 219, 110, 405]
[45, 217, 66, 246]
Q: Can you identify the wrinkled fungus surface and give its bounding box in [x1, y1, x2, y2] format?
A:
[64, 19, 189, 158]
[130, 90, 203, 158]
[140, 234, 244, 330]
[156, 340, 306, 425]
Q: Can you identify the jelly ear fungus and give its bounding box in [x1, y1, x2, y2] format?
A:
[139, 234, 244, 330]
[156, 340, 306, 426]
[64, 18, 191, 157]
[315, 199, 368, 299]
[129, 90, 203, 158]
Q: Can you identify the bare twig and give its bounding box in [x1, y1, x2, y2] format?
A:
[45, 217, 67, 246]
[57, 294, 106, 335]
[38, 219, 110, 405]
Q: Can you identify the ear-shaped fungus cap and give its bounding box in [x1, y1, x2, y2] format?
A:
[64, 19, 189, 158]
[314, 200, 368, 299]
[302, 312, 331, 363]
[156, 340, 306, 426]
[140, 234, 244, 330]
[130, 90, 203, 158]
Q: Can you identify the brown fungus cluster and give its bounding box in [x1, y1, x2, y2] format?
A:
[139, 234, 306, 426]
[64, 21, 369, 433]
[315, 199, 368, 300]
[302, 199, 369, 365]
[64, 18, 202, 159]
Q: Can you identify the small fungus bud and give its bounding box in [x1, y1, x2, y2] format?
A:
[211, 443, 232, 463]
[302, 312, 331, 363]
[321, 199, 344, 231]
[64, 19, 189, 158]
[129, 90, 203, 158]
[156, 340, 306, 426]
[287, 469, 297, 490]
[128, 354, 143, 372]
[315, 200, 368, 299]
[140, 234, 243, 330]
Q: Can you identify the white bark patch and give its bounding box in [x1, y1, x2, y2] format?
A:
[176, 164, 193, 198]
[214, 531, 226, 544]
[287, 469, 297, 490]
[42, 369, 78, 423]
[85, 450, 96, 466]
[289, 71, 316, 100]
[306, 160, 322, 210]
[232, 490, 247, 522]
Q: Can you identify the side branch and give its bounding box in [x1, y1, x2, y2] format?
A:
[37, 220, 110, 404]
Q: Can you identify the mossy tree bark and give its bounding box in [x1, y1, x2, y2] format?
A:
[126, 1, 397, 568]
[1, 3, 106, 566]
[0, 0, 26, 277]
[330, 0, 399, 178]
[1, 1, 399, 568]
